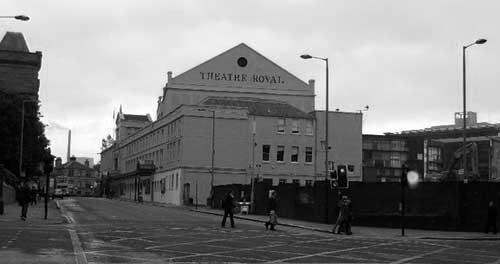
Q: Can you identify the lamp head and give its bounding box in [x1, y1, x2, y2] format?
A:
[14, 15, 29, 21]
[300, 54, 312, 59]
[475, 38, 487, 44]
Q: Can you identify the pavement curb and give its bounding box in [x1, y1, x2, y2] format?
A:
[191, 209, 500, 241]
[191, 209, 332, 234]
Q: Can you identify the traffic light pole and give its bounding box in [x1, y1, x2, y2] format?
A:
[400, 164, 408, 236]
[44, 171, 49, 219]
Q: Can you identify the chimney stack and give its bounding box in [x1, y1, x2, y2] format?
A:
[67, 129, 71, 163]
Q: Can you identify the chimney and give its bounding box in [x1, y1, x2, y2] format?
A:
[55, 157, 62, 168]
[67, 129, 71, 163]
[84, 159, 90, 167]
[167, 71, 173, 83]
[308, 79, 315, 90]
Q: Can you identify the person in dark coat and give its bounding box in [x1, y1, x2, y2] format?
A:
[16, 181, 31, 221]
[265, 191, 278, 230]
[221, 190, 235, 228]
[335, 195, 353, 235]
[30, 186, 37, 206]
[485, 201, 498, 234]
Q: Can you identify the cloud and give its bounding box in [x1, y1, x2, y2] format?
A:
[4, 0, 500, 161]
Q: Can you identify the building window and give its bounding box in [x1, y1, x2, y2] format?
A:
[262, 145, 270, 161]
[277, 119, 285, 134]
[291, 120, 299, 134]
[292, 179, 300, 185]
[279, 179, 287, 184]
[305, 147, 313, 163]
[291, 146, 299, 162]
[305, 180, 313, 186]
[277, 145, 285, 162]
[175, 173, 179, 190]
[306, 120, 313, 135]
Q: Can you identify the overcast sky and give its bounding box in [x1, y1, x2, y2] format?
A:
[3, 0, 499, 163]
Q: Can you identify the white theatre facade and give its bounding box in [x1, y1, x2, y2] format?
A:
[100, 43, 362, 206]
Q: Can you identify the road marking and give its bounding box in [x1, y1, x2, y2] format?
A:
[389, 246, 452, 264]
[267, 241, 400, 263]
[69, 228, 88, 264]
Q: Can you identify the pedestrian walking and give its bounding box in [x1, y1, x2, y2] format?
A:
[221, 190, 236, 228]
[30, 186, 37, 206]
[16, 181, 31, 221]
[484, 201, 498, 234]
[334, 195, 352, 235]
[265, 191, 278, 231]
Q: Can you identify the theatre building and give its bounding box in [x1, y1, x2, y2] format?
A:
[101, 43, 362, 205]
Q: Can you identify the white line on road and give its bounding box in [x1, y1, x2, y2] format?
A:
[389, 246, 452, 264]
[267, 241, 400, 263]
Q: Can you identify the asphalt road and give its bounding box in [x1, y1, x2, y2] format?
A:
[3, 197, 499, 263]
[55, 197, 500, 264]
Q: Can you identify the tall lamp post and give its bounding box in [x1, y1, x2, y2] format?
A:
[462, 38, 486, 182]
[19, 99, 39, 178]
[301, 54, 330, 223]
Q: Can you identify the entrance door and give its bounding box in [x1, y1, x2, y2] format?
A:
[183, 183, 190, 205]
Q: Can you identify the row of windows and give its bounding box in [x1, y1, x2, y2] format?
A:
[125, 119, 182, 155]
[262, 145, 313, 163]
[276, 119, 314, 135]
[276, 178, 313, 186]
[152, 173, 179, 193]
[124, 140, 182, 172]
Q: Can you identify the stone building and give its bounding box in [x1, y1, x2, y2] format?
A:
[0, 31, 42, 99]
[101, 43, 363, 205]
[52, 156, 98, 196]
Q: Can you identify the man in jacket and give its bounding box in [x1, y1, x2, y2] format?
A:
[221, 190, 235, 228]
[16, 181, 31, 221]
[485, 201, 498, 234]
[265, 191, 278, 231]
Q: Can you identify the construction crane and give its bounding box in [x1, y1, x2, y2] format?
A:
[442, 142, 479, 181]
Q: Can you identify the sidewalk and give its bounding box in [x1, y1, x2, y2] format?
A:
[0, 200, 66, 225]
[191, 207, 500, 241]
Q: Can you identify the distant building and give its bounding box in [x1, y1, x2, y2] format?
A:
[362, 134, 409, 182]
[101, 43, 363, 205]
[363, 112, 500, 182]
[52, 156, 98, 196]
[75, 157, 94, 167]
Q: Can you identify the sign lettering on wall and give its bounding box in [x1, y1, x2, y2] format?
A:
[200, 72, 285, 85]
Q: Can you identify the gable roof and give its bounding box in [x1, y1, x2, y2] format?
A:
[201, 96, 313, 119]
[0, 32, 29, 52]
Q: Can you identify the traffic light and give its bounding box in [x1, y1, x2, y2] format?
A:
[329, 170, 337, 180]
[337, 165, 348, 189]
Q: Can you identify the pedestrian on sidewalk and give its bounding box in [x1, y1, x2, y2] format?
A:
[265, 190, 278, 231]
[16, 181, 31, 221]
[484, 200, 498, 234]
[30, 186, 38, 206]
[334, 195, 352, 235]
[221, 190, 236, 228]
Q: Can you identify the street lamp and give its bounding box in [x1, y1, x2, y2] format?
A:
[19, 99, 39, 178]
[462, 38, 486, 182]
[197, 108, 215, 207]
[0, 15, 30, 21]
[301, 54, 330, 223]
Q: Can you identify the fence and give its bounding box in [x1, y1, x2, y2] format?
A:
[213, 181, 500, 231]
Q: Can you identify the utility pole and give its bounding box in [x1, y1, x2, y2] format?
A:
[0, 164, 4, 215]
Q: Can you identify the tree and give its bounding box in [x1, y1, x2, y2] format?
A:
[0, 91, 51, 179]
